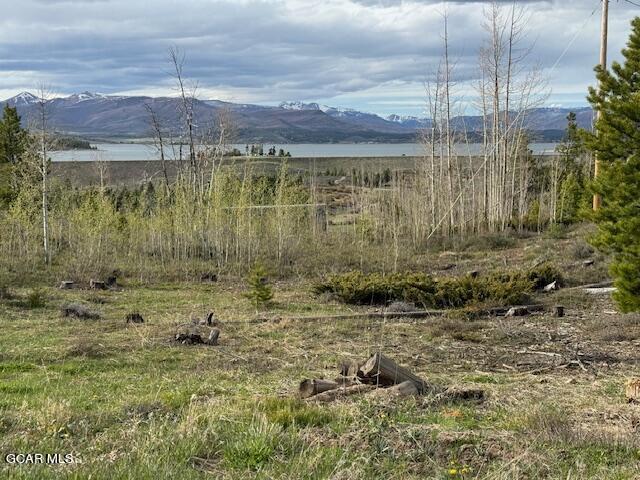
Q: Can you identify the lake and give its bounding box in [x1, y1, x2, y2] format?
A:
[50, 142, 560, 162]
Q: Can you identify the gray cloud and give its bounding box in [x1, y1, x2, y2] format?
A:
[0, 0, 638, 114]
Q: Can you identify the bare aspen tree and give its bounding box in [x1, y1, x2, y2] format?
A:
[476, 1, 547, 232]
[145, 102, 170, 190]
[442, 11, 455, 234]
[35, 85, 53, 265]
[206, 107, 235, 198]
[169, 47, 198, 187]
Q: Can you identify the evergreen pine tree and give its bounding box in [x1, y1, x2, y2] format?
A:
[555, 112, 588, 223]
[0, 104, 27, 164]
[584, 17, 640, 312]
[244, 263, 274, 310]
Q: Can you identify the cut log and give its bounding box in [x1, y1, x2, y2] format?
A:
[367, 380, 419, 399]
[207, 328, 220, 346]
[59, 281, 74, 290]
[299, 379, 339, 399]
[360, 352, 427, 393]
[626, 378, 640, 404]
[307, 384, 375, 403]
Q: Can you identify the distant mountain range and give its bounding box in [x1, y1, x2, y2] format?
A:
[3, 92, 593, 143]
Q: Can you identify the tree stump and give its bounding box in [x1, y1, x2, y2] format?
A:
[125, 312, 144, 324]
[207, 328, 220, 346]
[360, 352, 427, 393]
[299, 379, 339, 399]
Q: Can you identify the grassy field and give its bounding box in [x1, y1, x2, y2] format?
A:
[1, 228, 639, 479]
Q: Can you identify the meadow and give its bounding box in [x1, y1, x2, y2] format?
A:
[1, 216, 639, 479]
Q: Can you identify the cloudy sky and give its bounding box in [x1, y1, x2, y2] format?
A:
[1, 0, 638, 116]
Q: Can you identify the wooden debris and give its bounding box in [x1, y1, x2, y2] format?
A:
[61, 304, 100, 320]
[174, 324, 220, 346]
[582, 259, 595, 267]
[544, 281, 558, 292]
[505, 306, 530, 317]
[308, 384, 376, 403]
[626, 378, 640, 404]
[299, 379, 339, 399]
[200, 272, 218, 283]
[175, 331, 205, 344]
[125, 312, 144, 324]
[385, 301, 417, 314]
[89, 279, 107, 290]
[367, 380, 419, 399]
[105, 271, 118, 287]
[584, 286, 616, 295]
[360, 352, 428, 393]
[296, 353, 486, 405]
[339, 359, 360, 377]
[207, 328, 220, 346]
[59, 281, 74, 290]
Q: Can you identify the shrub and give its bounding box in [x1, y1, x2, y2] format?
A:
[526, 263, 563, 289]
[25, 288, 46, 308]
[312, 266, 562, 308]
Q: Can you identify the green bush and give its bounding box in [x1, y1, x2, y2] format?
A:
[313, 264, 562, 308]
[25, 288, 46, 309]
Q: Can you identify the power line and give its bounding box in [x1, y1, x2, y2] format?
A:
[548, 1, 600, 75]
[621, 0, 640, 8]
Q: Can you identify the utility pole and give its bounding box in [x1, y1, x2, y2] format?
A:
[593, 0, 609, 211]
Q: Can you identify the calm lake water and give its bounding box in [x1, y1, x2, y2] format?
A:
[51, 142, 559, 161]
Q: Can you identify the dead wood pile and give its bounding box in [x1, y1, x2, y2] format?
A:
[299, 352, 484, 403]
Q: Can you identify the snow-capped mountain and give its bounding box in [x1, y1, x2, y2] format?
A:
[279, 101, 320, 111]
[6, 91, 40, 106]
[68, 91, 110, 102]
[387, 114, 429, 129]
